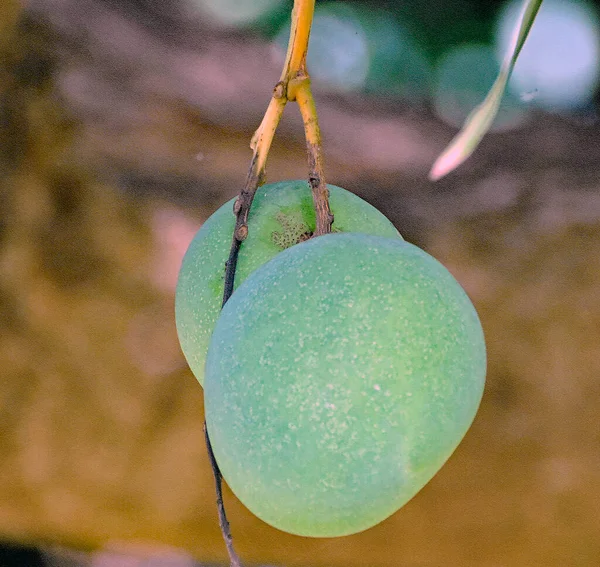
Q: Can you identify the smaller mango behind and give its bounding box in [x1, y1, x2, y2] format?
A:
[175, 180, 401, 386]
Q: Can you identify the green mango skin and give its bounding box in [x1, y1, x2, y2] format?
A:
[175, 181, 401, 386]
[204, 233, 486, 537]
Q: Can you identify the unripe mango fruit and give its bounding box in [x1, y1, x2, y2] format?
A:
[204, 232, 486, 537]
[175, 181, 401, 385]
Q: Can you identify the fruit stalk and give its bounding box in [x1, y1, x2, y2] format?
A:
[223, 92, 285, 304]
[295, 77, 333, 236]
[204, 1, 330, 564]
[284, 0, 332, 236]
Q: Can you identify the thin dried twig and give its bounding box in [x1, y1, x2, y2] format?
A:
[204, 424, 241, 567]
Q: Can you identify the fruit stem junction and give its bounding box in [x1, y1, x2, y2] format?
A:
[204, 1, 332, 565]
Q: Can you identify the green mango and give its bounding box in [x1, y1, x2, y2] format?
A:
[205, 232, 486, 537]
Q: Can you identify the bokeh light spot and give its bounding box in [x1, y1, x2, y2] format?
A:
[495, 0, 600, 111]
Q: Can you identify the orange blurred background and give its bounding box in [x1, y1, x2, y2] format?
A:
[1, 1, 600, 565]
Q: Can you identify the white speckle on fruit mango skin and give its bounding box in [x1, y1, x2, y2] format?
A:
[204, 233, 486, 538]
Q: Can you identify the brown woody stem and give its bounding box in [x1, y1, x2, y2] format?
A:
[294, 76, 333, 236]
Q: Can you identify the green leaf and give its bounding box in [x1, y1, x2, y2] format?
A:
[429, 0, 543, 181]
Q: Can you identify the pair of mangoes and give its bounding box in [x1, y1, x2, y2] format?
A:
[175, 180, 485, 537]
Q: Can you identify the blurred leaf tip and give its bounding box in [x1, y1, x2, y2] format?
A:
[429, 0, 543, 181]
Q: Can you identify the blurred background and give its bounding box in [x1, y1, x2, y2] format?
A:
[1, 0, 600, 565]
